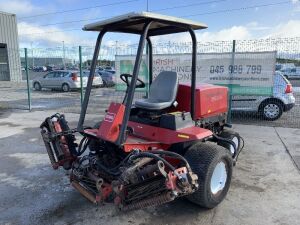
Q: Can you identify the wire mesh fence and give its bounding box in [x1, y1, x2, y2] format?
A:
[0, 37, 299, 128]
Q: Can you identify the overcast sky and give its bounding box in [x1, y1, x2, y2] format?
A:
[0, 0, 300, 48]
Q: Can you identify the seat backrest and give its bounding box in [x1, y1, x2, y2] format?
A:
[149, 71, 178, 102]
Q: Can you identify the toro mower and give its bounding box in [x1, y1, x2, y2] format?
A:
[40, 12, 243, 211]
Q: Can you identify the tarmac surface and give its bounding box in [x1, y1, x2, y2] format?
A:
[0, 110, 299, 225]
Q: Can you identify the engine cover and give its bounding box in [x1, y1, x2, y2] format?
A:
[176, 83, 228, 119]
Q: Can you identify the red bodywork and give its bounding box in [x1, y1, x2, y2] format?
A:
[176, 83, 228, 119]
[85, 100, 213, 151]
[97, 103, 125, 143]
[125, 121, 212, 151]
[84, 83, 227, 152]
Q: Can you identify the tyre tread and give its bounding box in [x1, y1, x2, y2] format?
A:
[185, 142, 232, 208]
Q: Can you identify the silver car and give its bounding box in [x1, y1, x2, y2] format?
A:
[281, 67, 300, 79]
[33, 70, 102, 92]
[232, 72, 295, 120]
[82, 70, 103, 88]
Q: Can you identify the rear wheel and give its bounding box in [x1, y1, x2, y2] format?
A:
[259, 99, 283, 121]
[184, 142, 233, 208]
[62, 83, 70, 92]
[218, 130, 240, 156]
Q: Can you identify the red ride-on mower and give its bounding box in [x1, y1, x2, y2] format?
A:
[40, 12, 243, 211]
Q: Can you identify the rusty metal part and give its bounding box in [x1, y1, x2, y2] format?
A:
[120, 157, 153, 183]
[40, 116, 76, 170]
[41, 129, 58, 169]
[71, 181, 97, 204]
[166, 167, 198, 194]
[87, 171, 104, 191]
[157, 160, 167, 177]
[138, 160, 167, 178]
[121, 191, 175, 211]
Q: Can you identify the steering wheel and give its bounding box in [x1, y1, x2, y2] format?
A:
[120, 74, 145, 88]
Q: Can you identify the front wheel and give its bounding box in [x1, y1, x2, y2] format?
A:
[34, 82, 42, 91]
[62, 83, 70, 92]
[184, 142, 233, 208]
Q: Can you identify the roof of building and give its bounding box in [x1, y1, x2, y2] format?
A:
[83, 12, 207, 36]
[0, 11, 16, 16]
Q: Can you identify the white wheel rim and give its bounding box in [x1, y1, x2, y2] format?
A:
[230, 136, 239, 155]
[210, 161, 227, 195]
[63, 85, 68, 91]
[264, 104, 279, 119]
[35, 83, 39, 89]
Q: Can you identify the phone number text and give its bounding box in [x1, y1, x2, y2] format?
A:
[210, 65, 262, 74]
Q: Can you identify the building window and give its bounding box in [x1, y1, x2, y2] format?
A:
[0, 43, 9, 81]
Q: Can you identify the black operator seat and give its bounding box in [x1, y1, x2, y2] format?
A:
[135, 71, 179, 110]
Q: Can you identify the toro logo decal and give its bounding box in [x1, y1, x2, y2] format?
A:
[104, 112, 115, 122]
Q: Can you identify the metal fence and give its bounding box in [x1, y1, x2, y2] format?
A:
[0, 37, 299, 128]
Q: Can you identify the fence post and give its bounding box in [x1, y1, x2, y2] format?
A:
[25, 48, 31, 111]
[79, 46, 83, 105]
[227, 40, 236, 124]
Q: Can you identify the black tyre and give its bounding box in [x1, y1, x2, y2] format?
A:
[62, 83, 70, 92]
[259, 99, 283, 121]
[34, 82, 42, 91]
[184, 142, 233, 208]
[218, 130, 240, 156]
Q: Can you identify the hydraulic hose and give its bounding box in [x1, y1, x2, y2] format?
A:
[77, 137, 90, 156]
[96, 161, 122, 176]
[234, 135, 245, 162]
[213, 134, 237, 157]
[106, 151, 135, 171]
[94, 151, 137, 176]
[147, 150, 192, 171]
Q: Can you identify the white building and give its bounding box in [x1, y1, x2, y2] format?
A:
[0, 11, 21, 81]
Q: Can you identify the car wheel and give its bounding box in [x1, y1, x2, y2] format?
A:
[259, 100, 283, 121]
[217, 130, 240, 156]
[184, 142, 233, 208]
[102, 80, 107, 87]
[62, 83, 70, 92]
[34, 82, 42, 91]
